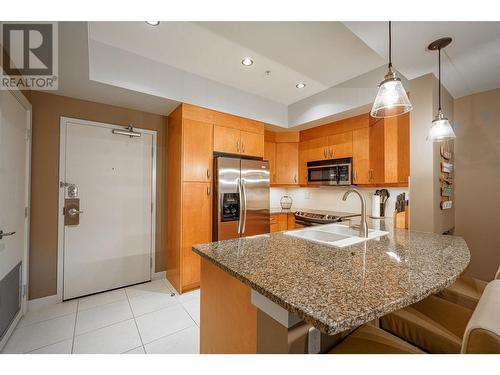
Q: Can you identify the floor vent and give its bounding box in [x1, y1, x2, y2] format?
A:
[0, 262, 21, 341]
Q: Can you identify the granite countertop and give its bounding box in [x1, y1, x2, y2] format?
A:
[192, 217, 470, 335]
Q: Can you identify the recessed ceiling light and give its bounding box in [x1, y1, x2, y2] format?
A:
[241, 58, 253, 66]
[296, 83, 306, 89]
[146, 21, 160, 26]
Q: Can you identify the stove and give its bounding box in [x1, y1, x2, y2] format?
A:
[294, 210, 360, 226]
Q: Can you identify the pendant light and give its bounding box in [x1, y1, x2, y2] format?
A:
[428, 37, 456, 142]
[371, 21, 413, 118]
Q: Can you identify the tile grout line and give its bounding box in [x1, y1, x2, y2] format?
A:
[125, 287, 146, 352]
[70, 299, 79, 354]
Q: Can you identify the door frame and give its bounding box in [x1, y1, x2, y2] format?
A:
[0, 83, 32, 350]
[57, 117, 157, 301]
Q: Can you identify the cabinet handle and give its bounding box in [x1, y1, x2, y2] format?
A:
[242, 142, 245, 153]
[236, 141, 240, 152]
[294, 174, 297, 183]
[207, 168, 211, 179]
[207, 186, 211, 196]
[354, 170, 357, 182]
[369, 169, 373, 181]
[330, 147, 333, 158]
[323, 148, 327, 158]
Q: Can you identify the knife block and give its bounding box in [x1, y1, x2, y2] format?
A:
[393, 207, 409, 229]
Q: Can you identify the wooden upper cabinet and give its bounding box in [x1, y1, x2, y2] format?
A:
[329, 131, 352, 158]
[182, 181, 211, 289]
[240, 130, 264, 158]
[369, 119, 385, 184]
[183, 119, 213, 182]
[213, 125, 240, 154]
[264, 141, 276, 184]
[304, 137, 329, 161]
[352, 127, 370, 184]
[275, 142, 299, 185]
[367, 114, 410, 185]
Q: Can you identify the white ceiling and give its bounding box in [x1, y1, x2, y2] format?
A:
[88, 22, 386, 105]
[343, 21, 500, 98]
[51, 22, 179, 116]
[51, 21, 500, 127]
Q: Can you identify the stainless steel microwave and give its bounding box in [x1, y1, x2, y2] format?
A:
[306, 157, 352, 186]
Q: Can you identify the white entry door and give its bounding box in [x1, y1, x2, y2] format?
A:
[0, 89, 30, 348]
[60, 118, 155, 300]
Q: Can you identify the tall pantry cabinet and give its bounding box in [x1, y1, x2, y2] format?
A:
[166, 104, 213, 293]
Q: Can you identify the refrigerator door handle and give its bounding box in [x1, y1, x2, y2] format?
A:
[237, 178, 243, 234]
[241, 179, 247, 234]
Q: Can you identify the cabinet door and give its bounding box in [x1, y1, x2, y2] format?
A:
[276, 142, 299, 185]
[264, 141, 276, 184]
[304, 137, 329, 162]
[369, 120, 385, 184]
[182, 182, 211, 289]
[240, 131, 264, 158]
[270, 214, 279, 233]
[328, 132, 352, 158]
[352, 128, 370, 184]
[214, 125, 240, 154]
[183, 119, 213, 182]
[299, 141, 308, 185]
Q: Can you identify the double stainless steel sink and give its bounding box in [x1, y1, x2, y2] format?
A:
[285, 223, 388, 248]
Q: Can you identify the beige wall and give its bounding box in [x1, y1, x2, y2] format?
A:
[29, 92, 168, 300]
[454, 88, 500, 281]
[409, 73, 454, 234]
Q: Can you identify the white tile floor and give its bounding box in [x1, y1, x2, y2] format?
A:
[1, 279, 200, 354]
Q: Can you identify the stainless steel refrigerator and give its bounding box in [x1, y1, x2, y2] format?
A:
[213, 156, 270, 241]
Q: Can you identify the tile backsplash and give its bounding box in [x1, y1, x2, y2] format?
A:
[271, 186, 409, 217]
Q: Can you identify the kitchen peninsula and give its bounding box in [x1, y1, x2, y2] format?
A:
[192, 217, 470, 354]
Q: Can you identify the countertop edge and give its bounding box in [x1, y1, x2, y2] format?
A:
[192, 242, 470, 335]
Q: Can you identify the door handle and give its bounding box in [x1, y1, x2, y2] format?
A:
[0, 230, 16, 240]
[237, 178, 243, 234]
[68, 208, 84, 216]
[241, 179, 247, 234]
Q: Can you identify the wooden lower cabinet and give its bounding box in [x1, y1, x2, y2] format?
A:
[181, 182, 211, 290]
[270, 213, 302, 232]
[200, 258, 257, 353]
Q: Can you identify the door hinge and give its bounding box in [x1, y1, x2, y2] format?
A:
[24, 206, 29, 218]
[151, 202, 154, 213]
[22, 284, 27, 298]
[150, 257, 153, 270]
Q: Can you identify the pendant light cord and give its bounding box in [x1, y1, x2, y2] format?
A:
[438, 47, 442, 111]
[388, 21, 392, 69]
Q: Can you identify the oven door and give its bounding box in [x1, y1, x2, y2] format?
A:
[307, 165, 339, 185]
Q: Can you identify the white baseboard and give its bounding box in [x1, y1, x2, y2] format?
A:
[28, 294, 61, 312]
[152, 271, 166, 280]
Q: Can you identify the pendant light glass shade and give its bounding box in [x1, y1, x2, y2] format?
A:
[371, 72, 413, 118]
[428, 111, 455, 142]
[427, 37, 455, 142]
[371, 22, 412, 118]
